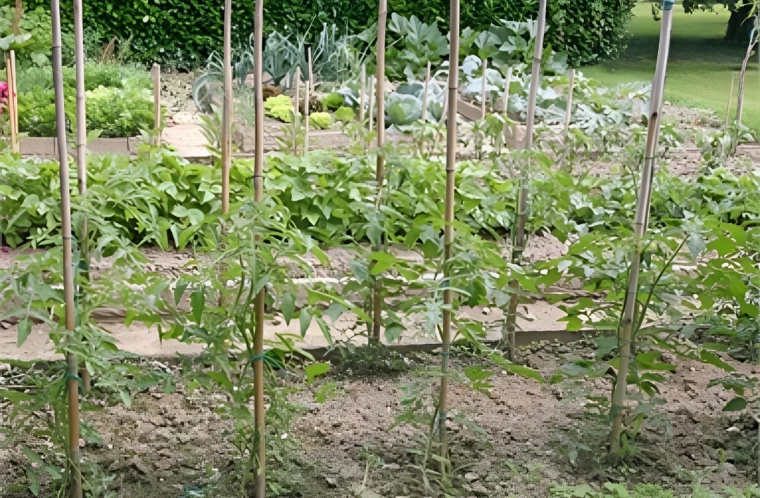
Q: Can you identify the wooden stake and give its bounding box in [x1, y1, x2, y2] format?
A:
[152, 64, 161, 146]
[293, 66, 300, 156]
[51, 0, 82, 495]
[610, 0, 674, 456]
[368, 75, 375, 133]
[502, 66, 511, 116]
[439, 0, 461, 470]
[503, 0, 547, 361]
[371, 0, 388, 343]
[480, 57, 488, 120]
[359, 63, 366, 123]
[6, 52, 19, 153]
[253, 0, 266, 493]
[307, 46, 314, 94]
[221, 0, 232, 214]
[562, 68, 575, 143]
[303, 80, 311, 154]
[725, 73, 735, 129]
[421, 61, 431, 122]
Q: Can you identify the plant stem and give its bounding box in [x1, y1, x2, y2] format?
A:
[439, 0, 460, 472]
[52, 0, 81, 494]
[735, 13, 758, 131]
[503, 0, 547, 360]
[221, 0, 232, 214]
[610, 0, 674, 457]
[562, 68, 575, 143]
[253, 0, 266, 492]
[372, 0, 387, 343]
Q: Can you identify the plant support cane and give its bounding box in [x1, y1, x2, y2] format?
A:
[360, 63, 366, 123]
[372, 0, 387, 342]
[6, 51, 19, 153]
[293, 66, 301, 156]
[503, 0, 547, 360]
[439, 0, 460, 472]
[221, 0, 233, 214]
[610, 0, 674, 457]
[480, 57, 488, 120]
[735, 18, 757, 130]
[563, 68, 575, 143]
[253, 0, 267, 493]
[51, 0, 82, 495]
[421, 61, 431, 122]
[152, 64, 161, 146]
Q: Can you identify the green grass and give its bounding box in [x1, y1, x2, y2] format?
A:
[584, 2, 760, 132]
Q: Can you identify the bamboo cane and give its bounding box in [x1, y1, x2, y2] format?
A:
[360, 63, 366, 123]
[438, 0, 460, 470]
[421, 61, 431, 122]
[372, 0, 387, 342]
[221, 0, 232, 214]
[308, 46, 314, 92]
[252, 0, 266, 493]
[293, 66, 300, 156]
[502, 66, 511, 116]
[73, 0, 91, 393]
[610, 0, 674, 456]
[304, 80, 311, 154]
[6, 52, 19, 153]
[503, 0, 547, 360]
[152, 64, 161, 146]
[480, 57, 488, 119]
[51, 0, 82, 495]
[368, 75, 375, 133]
[725, 73, 735, 129]
[562, 68, 575, 143]
[736, 25, 757, 129]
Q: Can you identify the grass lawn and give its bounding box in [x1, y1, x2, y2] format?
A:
[584, 2, 760, 132]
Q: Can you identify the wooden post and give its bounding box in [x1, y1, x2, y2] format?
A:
[152, 64, 161, 146]
[480, 57, 488, 120]
[372, 0, 388, 342]
[221, 0, 232, 214]
[562, 68, 575, 143]
[610, 0, 674, 456]
[439, 0, 460, 470]
[293, 66, 300, 156]
[5, 51, 19, 153]
[503, 0, 547, 360]
[51, 0, 82, 495]
[725, 73, 735, 129]
[303, 80, 311, 154]
[253, 0, 266, 493]
[359, 63, 366, 123]
[421, 61, 431, 122]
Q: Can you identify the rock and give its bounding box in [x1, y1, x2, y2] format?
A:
[464, 472, 480, 482]
[471, 482, 489, 496]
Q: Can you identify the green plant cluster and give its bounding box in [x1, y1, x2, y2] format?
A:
[19, 0, 635, 68]
[14, 63, 152, 137]
[0, 4, 74, 69]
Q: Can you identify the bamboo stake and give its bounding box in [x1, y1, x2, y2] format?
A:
[253, 0, 266, 493]
[221, 0, 232, 214]
[438, 0, 460, 469]
[372, 0, 387, 342]
[73, 0, 91, 393]
[293, 66, 300, 156]
[725, 73, 735, 129]
[480, 57, 488, 120]
[303, 80, 311, 154]
[610, 0, 674, 456]
[503, 0, 547, 360]
[368, 75, 375, 133]
[6, 52, 19, 153]
[359, 63, 366, 123]
[736, 24, 757, 128]
[51, 0, 82, 495]
[562, 68, 575, 143]
[502, 66, 511, 116]
[152, 64, 161, 146]
[421, 61, 431, 122]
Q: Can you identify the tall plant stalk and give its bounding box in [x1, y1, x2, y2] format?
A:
[360, 63, 366, 123]
[725, 73, 735, 129]
[5, 51, 19, 153]
[253, 0, 266, 493]
[610, 0, 674, 456]
[438, 0, 460, 469]
[503, 0, 547, 359]
[371, 0, 387, 342]
[292, 66, 301, 156]
[480, 57, 488, 119]
[421, 61, 431, 122]
[735, 15, 758, 128]
[562, 68, 575, 142]
[51, 0, 81, 495]
[221, 0, 232, 214]
[152, 64, 161, 146]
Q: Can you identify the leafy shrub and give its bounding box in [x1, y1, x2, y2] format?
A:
[264, 94, 295, 123]
[309, 112, 332, 130]
[1, 5, 60, 69]
[334, 106, 355, 123]
[20, 0, 635, 67]
[322, 92, 344, 111]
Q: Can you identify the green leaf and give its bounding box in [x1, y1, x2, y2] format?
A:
[22, 447, 44, 466]
[17, 318, 32, 347]
[305, 362, 330, 384]
[299, 309, 312, 337]
[281, 293, 296, 324]
[723, 397, 747, 412]
[190, 290, 205, 324]
[119, 390, 132, 408]
[0, 389, 34, 403]
[174, 279, 189, 305]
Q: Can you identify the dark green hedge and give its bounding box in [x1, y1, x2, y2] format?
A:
[18, 0, 635, 68]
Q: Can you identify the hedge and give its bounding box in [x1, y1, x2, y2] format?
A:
[17, 0, 636, 68]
